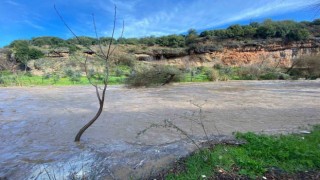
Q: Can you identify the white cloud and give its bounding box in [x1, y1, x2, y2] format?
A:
[118, 0, 320, 37]
[5, 0, 21, 6]
[24, 20, 45, 30]
[206, 0, 320, 28]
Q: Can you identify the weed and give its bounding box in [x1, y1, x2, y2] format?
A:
[167, 125, 320, 179]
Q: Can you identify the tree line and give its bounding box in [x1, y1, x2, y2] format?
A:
[200, 19, 320, 41]
[7, 19, 320, 50]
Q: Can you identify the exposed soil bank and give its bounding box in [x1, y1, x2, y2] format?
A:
[0, 80, 319, 179]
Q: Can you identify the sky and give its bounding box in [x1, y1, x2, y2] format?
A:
[0, 0, 320, 47]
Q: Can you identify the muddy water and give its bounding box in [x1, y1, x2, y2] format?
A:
[0, 80, 319, 179]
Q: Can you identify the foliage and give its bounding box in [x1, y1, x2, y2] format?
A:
[13, 40, 30, 64]
[289, 55, 320, 79]
[166, 125, 320, 179]
[152, 48, 188, 59]
[259, 72, 290, 80]
[99, 37, 116, 46]
[11, 40, 44, 71]
[185, 29, 199, 45]
[205, 68, 219, 81]
[64, 69, 82, 83]
[0, 71, 125, 86]
[226, 24, 245, 39]
[66, 36, 98, 46]
[114, 54, 136, 67]
[199, 19, 312, 41]
[31, 36, 67, 47]
[28, 48, 45, 59]
[11, 40, 44, 61]
[139, 36, 157, 46]
[125, 64, 183, 87]
[156, 35, 186, 48]
[117, 37, 140, 45]
[6, 19, 320, 52]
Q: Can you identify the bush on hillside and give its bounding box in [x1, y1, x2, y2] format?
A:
[64, 69, 82, 83]
[205, 68, 219, 81]
[114, 54, 136, 67]
[289, 55, 320, 79]
[125, 64, 183, 87]
[236, 65, 264, 80]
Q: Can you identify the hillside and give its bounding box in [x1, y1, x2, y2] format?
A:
[1, 19, 320, 86]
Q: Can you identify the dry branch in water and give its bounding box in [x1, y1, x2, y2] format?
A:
[54, 5, 124, 142]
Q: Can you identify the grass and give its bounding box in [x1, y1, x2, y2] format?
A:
[0, 64, 309, 87]
[0, 73, 126, 86]
[166, 125, 320, 179]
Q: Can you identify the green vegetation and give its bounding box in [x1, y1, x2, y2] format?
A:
[288, 55, 320, 80]
[5, 19, 319, 49]
[166, 125, 320, 179]
[1, 19, 319, 87]
[125, 64, 183, 87]
[200, 19, 318, 41]
[9, 40, 44, 71]
[1, 61, 315, 87]
[0, 71, 125, 86]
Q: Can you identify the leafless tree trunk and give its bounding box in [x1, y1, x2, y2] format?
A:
[54, 5, 124, 142]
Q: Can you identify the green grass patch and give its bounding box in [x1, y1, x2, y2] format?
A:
[182, 73, 209, 82]
[0, 73, 125, 86]
[166, 125, 320, 179]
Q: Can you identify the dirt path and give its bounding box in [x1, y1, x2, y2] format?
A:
[0, 80, 319, 179]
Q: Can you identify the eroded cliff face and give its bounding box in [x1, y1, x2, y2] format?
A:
[145, 39, 320, 68]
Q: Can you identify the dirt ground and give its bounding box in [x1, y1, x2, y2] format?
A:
[0, 80, 319, 179]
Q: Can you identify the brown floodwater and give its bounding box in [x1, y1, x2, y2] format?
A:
[0, 80, 319, 179]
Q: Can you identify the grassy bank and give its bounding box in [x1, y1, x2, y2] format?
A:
[0, 73, 126, 86]
[0, 63, 316, 87]
[165, 125, 320, 179]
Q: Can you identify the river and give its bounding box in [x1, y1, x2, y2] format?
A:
[0, 80, 319, 179]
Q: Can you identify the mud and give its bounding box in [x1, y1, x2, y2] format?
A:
[0, 80, 319, 179]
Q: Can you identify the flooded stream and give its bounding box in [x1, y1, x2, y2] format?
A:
[0, 80, 320, 179]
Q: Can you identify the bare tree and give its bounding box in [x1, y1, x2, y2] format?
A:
[54, 5, 124, 142]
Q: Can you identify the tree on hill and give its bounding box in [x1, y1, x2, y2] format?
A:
[10, 40, 44, 72]
[155, 35, 185, 47]
[186, 28, 198, 45]
[226, 24, 244, 39]
[31, 36, 66, 47]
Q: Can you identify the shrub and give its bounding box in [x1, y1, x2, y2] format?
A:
[153, 48, 188, 59]
[213, 63, 223, 70]
[125, 64, 183, 87]
[0, 71, 18, 86]
[259, 72, 282, 80]
[115, 68, 124, 77]
[114, 54, 136, 67]
[64, 69, 81, 83]
[292, 55, 320, 79]
[219, 75, 229, 81]
[278, 73, 290, 80]
[236, 66, 261, 80]
[205, 68, 219, 81]
[28, 48, 44, 59]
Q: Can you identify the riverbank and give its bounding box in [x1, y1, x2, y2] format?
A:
[158, 125, 320, 179]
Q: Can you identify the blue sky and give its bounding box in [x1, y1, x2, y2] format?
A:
[0, 0, 319, 47]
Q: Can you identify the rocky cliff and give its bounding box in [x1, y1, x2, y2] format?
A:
[140, 38, 320, 68]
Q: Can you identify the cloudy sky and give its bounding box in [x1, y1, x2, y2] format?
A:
[0, 0, 319, 47]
